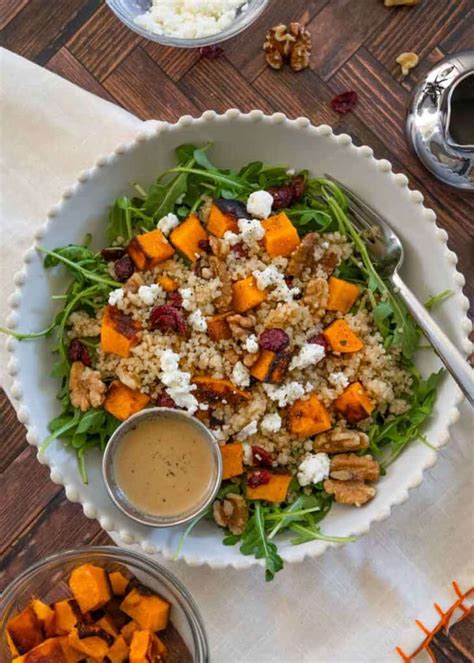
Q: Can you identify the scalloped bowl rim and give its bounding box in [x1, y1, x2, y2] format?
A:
[5, 109, 471, 570]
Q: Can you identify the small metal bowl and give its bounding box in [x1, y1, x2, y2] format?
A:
[102, 408, 222, 528]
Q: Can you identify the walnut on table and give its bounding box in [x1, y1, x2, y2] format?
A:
[69, 361, 106, 412]
[213, 493, 249, 535]
[314, 428, 369, 453]
[263, 22, 312, 73]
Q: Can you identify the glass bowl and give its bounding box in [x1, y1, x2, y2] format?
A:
[106, 0, 269, 48]
[0, 546, 209, 662]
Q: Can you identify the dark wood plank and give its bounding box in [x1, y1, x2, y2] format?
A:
[47, 47, 115, 103]
[144, 42, 201, 82]
[0, 389, 27, 473]
[103, 47, 199, 120]
[0, 0, 29, 30]
[440, 7, 474, 53]
[1, 0, 101, 65]
[67, 3, 143, 81]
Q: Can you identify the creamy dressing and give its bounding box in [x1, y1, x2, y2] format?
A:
[114, 417, 214, 517]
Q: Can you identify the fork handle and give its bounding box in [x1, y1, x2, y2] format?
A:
[390, 272, 473, 405]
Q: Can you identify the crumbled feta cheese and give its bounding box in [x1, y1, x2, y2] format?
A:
[158, 349, 198, 414]
[246, 190, 273, 219]
[188, 309, 208, 332]
[242, 442, 253, 465]
[135, 0, 248, 39]
[297, 453, 330, 487]
[263, 382, 310, 407]
[236, 420, 258, 441]
[179, 287, 195, 311]
[289, 343, 325, 371]
[108, 288, 124, 306]
[157, 212, 179, 236]
[237, 218, 265, 246]
[232, 361, 250, 388]
[329, 371, 349, 389]
[244, 334, 259, 353]
[261, 413, 282, 433]
[253, 265, 300, 302]
[137, 283, 163, 306]
[223, 231, 240, 246]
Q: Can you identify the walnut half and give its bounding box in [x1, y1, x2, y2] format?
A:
[69, 361, 106, 412]
[263, 23, 312, 73]
[213, 493, 249, 535]
[329, 454, 380, 482]
[314, 428, 369, 454]
[324, 479, 376, 507]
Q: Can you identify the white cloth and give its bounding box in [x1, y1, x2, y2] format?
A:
[1, 47, 472, 663]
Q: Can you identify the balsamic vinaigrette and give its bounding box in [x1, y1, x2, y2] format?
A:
[114, 417, 214, 517]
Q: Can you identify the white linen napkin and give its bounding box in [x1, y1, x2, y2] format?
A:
[1, 47, 472, 663]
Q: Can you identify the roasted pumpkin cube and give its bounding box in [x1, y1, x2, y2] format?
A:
[207, 202, 239, 237]
[108, 571, 130, 597]
[57, 637, 86, 663]
[246, 472, 292, 503]
[231, 276, 267, 313]
[95, 615, 119, 638]
[13, 638, 67, 663]
[249, 350, 290, 384]
[262, 212, 300, 257]
[334, 381, 375, 423]
[192, 376, 250, 405]
[120, 587, 170, 632]
[106, 634, 129, 663]
[29, 599, 55, 639]
[206, 312, 232, 341]
[220, 444, 244, 480]
[7, 605, 44, 654]
[103, 380, 151, 422]
[120, 620, 139, 645]
[323, 319, 364, 353]
[127, 229, 174, 271]
[170, 213, 208, 263]
[100, 305, 141, 358]
[68, 563, 112, 614]
[68, 625, 112, 660]
[327, 277, 360, 313]
[52, 600, 82, 636]
[129, 630, 154, 663]
[288, 393, 332, 437]
[157, 275, 179, 292]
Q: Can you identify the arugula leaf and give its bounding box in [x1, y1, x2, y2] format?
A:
[424, 289, 453, 310]
[240, 502, 284, 581]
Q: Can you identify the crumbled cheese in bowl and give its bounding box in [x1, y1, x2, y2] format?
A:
[135, 0, 249, 40]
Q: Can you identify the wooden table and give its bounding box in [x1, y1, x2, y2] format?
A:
[1, 1, 473, 659]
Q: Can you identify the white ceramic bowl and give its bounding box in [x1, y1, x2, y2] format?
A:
[6, 110, 471, 569]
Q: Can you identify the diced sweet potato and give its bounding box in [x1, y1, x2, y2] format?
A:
[323, 319, 364, 353]
[192, 376, 250, 405]
[68, 564, 112, 614]
[249, 350, 290, 384]
[95, 615, 118, 638]
[68, 626, 112, 660]
[170, 213, 208, 263]
[108, 571, 130, 597]
[57, 637, 85, 663]
[103, 598, 131, 631]
[246, 472, 292, 503]
[29, 599, 55, 639]
[262, 212, 300, 257]
[52, 600, 81, 636]
[288, 393, 332, 437]
[127, 229, 174, 271]
[327, 276, 360, 313]
[206, 312, 232, 341]
[100, 305, 141, 358]
[207, 202, 239, 237]
[14, 638, 67, 663]
[231, 276, 267, 313]
[120, 587, 170, 632]
[157, 275, 179, 292]
[7, 605, 44, 654]
[103, 380, 151, 422]
[106, 634, 129, 663]
[6, 630, 19, 657]
[120, 621, 139, 646]
[334, 382, 375, 423]
[129, 630, 154, 663]
[220, 444, 244, 480]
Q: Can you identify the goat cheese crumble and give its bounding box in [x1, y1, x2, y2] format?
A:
[179, 287, 195, 311]
[157, 212, 179, 236]
[244, 334, 259, 353]
[137, 283, 163, 306]
[242, 442, 253, 465]
[329, 371, 349, 388]
[237, 218, 265, 245]
[263, 381, 313, 407]
[232, 361, 250, 387]
[158, 349, 199, 414]
[246, 190, 273, 219]
[253, 265, 300, 303]
[289, 343, 326, 371]
[261, 412, 282, 433]
[108, 288, 124, 306]
[188, 309, 208, 332]
[297, 453, 330, 486]
[236, 420, 258, 441]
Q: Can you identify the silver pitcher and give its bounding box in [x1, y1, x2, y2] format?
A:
[406, 50, 474, 190]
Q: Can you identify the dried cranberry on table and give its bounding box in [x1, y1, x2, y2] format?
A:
[330, 90, 358, 114]
[252, 446, 273, 468]
[308, 333, 329, 352]
[167, 290, 183, 308]
[68, 338, 91, 366]
[248, 469, 272, 488]
[100, 247, 126, 261]
[259, 328, 290, 353]
[114, 255, 135, 282]
[198, 239, 212, 254]
[156, 393, 177, 408]
[150, 305, 187, 336]
[199, 45, 224, 59]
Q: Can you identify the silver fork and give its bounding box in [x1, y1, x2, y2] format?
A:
[326, 175, 473, 405]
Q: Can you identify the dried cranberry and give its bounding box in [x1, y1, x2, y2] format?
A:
[114, 255, 134, 282]
[167, 291, 183, 308]
[150, 305, 187, 336]
[291, 174, 306, 201]
[68, 339, 91, 366]
[267, 185, 295, 210]
[259, 328, 290, 353]
[157, 393, 177, 408]
[214, 198, 249, 220]
[199, 45, 224, 59]
[101, 247, 126, 261]
[308, 333, 329, 352]
[330, 90, 358, 114]
[248, 469, 271, 488]
[252, 446, 273, 468]
[232, 242, 248, 258]
[284, 275, 294, 287]
[198, 239, 212, 254]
